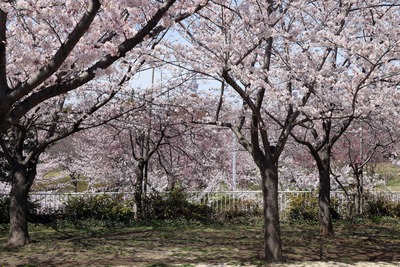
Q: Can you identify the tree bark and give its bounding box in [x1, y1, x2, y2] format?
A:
[316, 148, 334, 237]
[260, 162, 283, 262]
[354, 167, 364, 214]
[7, 162, 35, 247]
[134, 159, 146, 220]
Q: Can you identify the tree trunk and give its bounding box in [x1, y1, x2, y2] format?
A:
[7, 163, 34, 247]
[260, 162, 283, 263]
[317, 148, 334, 237]
[71, 173, 78, 193]
[134, 159, 145, 220]
[354, 167, 363, 214]
[166, 175, 176, 191]
[143, 160, 148, 211]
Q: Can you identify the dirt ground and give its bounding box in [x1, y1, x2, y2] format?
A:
[196, 264, 399, 267]
[0, 220, 399, 267]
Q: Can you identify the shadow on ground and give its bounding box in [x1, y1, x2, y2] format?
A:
[0, 220, 399, 266]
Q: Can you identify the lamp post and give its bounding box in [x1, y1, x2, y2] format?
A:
[232, 133, 237, 190]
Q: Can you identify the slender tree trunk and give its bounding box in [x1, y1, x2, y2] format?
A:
[71, 174, 78, 193]
[143, 161, 148, 209]
[134, 159, 145, 220]
[167, 175, 176, 191]
[166, 147, 176, 191]
[7, 162, 35, 247]
[260, 162, 283, 263]
[317, 148, 334, 237]
[354, 167, 363, 214]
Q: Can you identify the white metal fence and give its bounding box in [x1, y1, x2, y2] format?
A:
[184, 191, 374, 218]
[1, 191, 399, 219]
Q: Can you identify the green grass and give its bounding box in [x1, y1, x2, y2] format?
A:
[374, 163, 400, 191]
[387, 176, 400, 189]
[0, 218, 399, 266]
[31, 170, 88, 192]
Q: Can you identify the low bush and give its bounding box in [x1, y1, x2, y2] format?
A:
[211, 196, 261, 213]
[211, 197, 262, 224]
[365, 197, 400, 218]
[63, 194, 134, 226]
[287, 193, 340, 222]
[288, 193, 319, 221]
[144, 190, 213, 223]
[0, 196, 40, 224]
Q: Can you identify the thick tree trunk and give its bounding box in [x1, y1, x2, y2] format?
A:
[7, 163, 33, 247]
[317, 148, 334, 237]
[261, 162, 283, 263]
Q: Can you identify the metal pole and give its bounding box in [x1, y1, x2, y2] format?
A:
[232, 133, 237, 190]
[360, 127, 363, 213]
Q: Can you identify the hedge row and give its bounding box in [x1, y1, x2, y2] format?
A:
[1, 192, 400, 226]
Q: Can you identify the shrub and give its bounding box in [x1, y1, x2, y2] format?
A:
[365, 197, 400, 218]
[144, 190, 213, 223]
[288, 193, 319, 221]
[0, 196, 40, 224]
[287, 193, 340, 222]
[209, 196, 262, 224]
[212, 196, 261, 213]
[63, 194, 134, 226]
[0, 197, 8, 223]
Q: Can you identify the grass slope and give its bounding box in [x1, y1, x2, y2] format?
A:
[375, 163, 400, 191]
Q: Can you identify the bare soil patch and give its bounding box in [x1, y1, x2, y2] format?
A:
[0, 219, 399, 266]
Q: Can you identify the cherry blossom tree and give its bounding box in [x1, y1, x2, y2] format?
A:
[332, 114, 399, 214]
[159, 0, 400, 262]
[95, 102, 178, 219]
[2, 59, 152, 247]
[58, 120, 235, 193]
[1, 83, 142, 247]
[37, 130, 119, 192]
[165, 1, 305, 261]
[0, 0, 206, 133]
[287, 0, 400, 235]
[0, 0, 207, 247]
[279, 141, 319, 190]
[33, 76, 238, 223]
[291, 116, 355, 235]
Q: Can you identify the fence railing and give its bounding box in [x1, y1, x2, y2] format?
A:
[187, 190, 400, 218]
[185, 191, 354, 218]
[1, 190, 400, 219]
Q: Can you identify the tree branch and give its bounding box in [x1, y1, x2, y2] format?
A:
[9, 0, 181, 124]
[0, 10, 8, 91]
[9, 0, 101, 102]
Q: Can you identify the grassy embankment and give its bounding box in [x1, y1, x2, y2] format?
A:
[375, 163, 400, 191]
